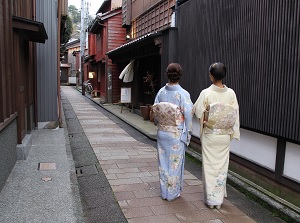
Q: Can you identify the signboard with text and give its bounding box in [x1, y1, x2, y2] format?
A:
[120, 87, 131, 103]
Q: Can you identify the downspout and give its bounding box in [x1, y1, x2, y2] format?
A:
[80, 0, 86, 96]
[33, 0, 38, 129]
[105, 22, 112, 103]
[169, 0, 179, 63]
[57, 0, 62, 127]
[175, 0, 178, 28]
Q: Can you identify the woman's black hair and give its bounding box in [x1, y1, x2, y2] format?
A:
[209, 62, 226, 80]
[165, 63, 183, 83]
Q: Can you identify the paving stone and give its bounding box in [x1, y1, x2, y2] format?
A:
[133, 188, 161, 198]
[217, 204, 246, 217]
[114, 191, 136, 200]
[111, 183, 151, 192]
[105, 173, 118, 180]
[116, 171, 152, 179]
[150, 202, 198, 215]
[108, 177, 143, 186]
[117, 162, 150, 168]
[123, 206, 154, 218]
[185, 179, 202, 186]
[126, 197, 167, 208]
[118, 200, 130, 208]
[98, 159, 131, 165]
[141, 176, 159, 183]
[127, 214, 181, 223]
[99, 155, 131, 160]
[184, 185, 205, 194]
[138, 166, 158, 172]
[221, 215, 256, 223]
[106, 167, 140, 174]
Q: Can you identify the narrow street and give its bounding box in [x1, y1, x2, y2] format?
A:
[62, 86, 287, 223]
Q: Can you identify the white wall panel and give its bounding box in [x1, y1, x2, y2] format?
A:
[230, 129, 277, 170]
[283, 142, 300, 182]
[191, 116, 200, 138]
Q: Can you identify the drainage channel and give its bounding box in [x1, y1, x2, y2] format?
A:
[75, 164, 99, 177]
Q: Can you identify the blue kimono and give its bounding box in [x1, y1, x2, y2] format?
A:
[154, 83, 193, 201]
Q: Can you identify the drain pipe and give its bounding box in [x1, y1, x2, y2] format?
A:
[57, 0, 62, 127]
[80, 0, 86, 96]
[175, 0, 178, 27]
[169, 0, 179, 63]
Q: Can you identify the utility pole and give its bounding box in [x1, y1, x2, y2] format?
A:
[80, 0, 86, 95]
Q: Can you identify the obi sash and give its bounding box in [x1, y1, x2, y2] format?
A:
[152, 102, 184, 133]
[204, 102, 238, 135]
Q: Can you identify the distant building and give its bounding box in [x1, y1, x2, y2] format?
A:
[85, 0, 126, 102]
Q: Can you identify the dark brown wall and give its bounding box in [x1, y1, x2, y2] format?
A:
[131, 0, 175, 38]
[0, 0, 15, 130]
[177, 0, 300, 142]
[107, 12, 127, 52]
[131, 0, 162, 20]
[0, 0, 36, 192]
[1, 0, 35, 140]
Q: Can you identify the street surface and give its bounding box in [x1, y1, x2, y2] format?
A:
[62, 86, 287, 223]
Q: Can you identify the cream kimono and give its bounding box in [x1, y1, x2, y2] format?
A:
[194, 84, 240, 206]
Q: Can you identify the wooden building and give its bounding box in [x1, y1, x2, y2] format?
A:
[85, 0, 126, 103]
[107, 0, 177, 107]
[61, 39, 80, 85]
[0, 0, 68, 192]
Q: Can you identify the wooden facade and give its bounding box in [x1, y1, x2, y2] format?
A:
[0, 0, 15, 132]
[0, 0, 67, 192]
[131, 0, 175, 38]
[86, 1, 126, 103]
[121, 0, 175, 38]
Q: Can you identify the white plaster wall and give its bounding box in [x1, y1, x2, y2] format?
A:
[230, 129, 277, 170]
[191, 116, 200, 138]
[283, 142, 300, 182]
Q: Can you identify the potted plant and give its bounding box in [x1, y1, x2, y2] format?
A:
[140, 72, 157, 121]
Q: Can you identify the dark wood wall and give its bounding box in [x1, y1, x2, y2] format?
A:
[177, 0, 300, 142]
[1, 0, 35, 142]
[0, 0, 15, 132]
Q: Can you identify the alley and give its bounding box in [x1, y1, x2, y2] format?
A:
[62, 86, 289, 223]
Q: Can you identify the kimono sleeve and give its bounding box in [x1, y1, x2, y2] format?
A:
[193, 90, 208, 138]
[154, 88, 163, 104]
[181, 92, 194, 145]
[193, 90, 207, 120]
[230, 91, 240, 140]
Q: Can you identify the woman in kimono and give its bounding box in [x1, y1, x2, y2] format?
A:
[152, 63, 193, 201]
[194, 62, 240, 209]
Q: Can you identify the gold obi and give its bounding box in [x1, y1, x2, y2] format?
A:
[204, 102, 238, 135]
